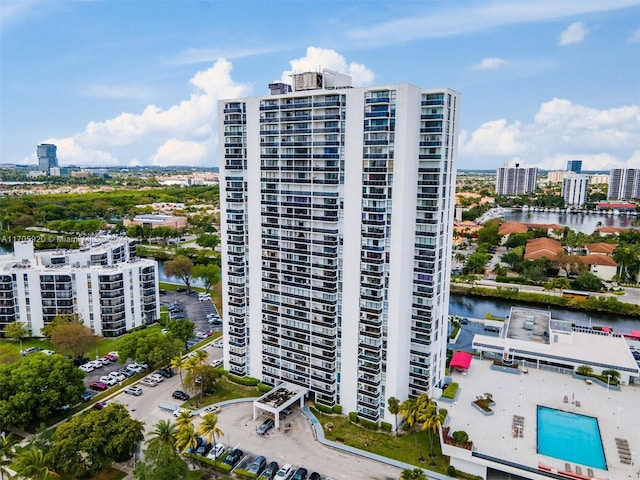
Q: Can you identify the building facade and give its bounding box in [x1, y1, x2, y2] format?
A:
[566, 160, 582, 173]
[0, 237, 159, 338]
[495, 163, 538, 195]
[561, 174, 590, 206]
[608, 168, 640, 200]
[37, 143, 59, 174]
[219, 71, 459, 422]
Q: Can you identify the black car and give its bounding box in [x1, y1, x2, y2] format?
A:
[222, 448, 244, 467]
[157, 367, 174, 378]
[172, 390, 190, 401]
[259, 461, 280, 479]
[246, 455, 267, 475]
[308, 473, 322, 480]
[195, 439, 211, 456]
[291, 467, 308, 480]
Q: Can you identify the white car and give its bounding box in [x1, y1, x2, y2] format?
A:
[212, 341, 223, 348]
[41, 349, 55, 355]
[108, 372, 125, 382]
[99, 357, 111, 365]
[202, 405, 221, 415]
[140, 377, 158, 387]
[127, 364, 143, 373]
[99, 376, 117, 386]
[206, 442, 226, 460]
[173, 408, 193, 418]
[124, 386, 143, 396]
[195, 331, 208, 339]
[148, 373, 164, 383]
[210, 359, 223, 368]
[89, 360, 103, 369]
[275, 464, 293, 479]
[79, 363, 94, 373]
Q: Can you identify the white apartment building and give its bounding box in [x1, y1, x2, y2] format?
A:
[0, 237, 159, 338]
[219, 70, 459, 423]
[608, 168, 640, 200]
[561, 174, 590, 206]
[495, 163, 538, 195]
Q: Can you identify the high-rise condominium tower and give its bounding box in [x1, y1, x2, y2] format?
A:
[566, 160, 582, 173]
[495, 163, 538, 195]
[219, 71, 460, 423]
[37, 143, 58, 174]
[608, 168, 640, 200]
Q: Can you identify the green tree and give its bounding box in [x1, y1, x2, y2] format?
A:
[601, 369, 620, 384]
[175, 421, 198, 455]
[163, 255, 194, 291]
[47, 404, 144, 478]
[501, 248, 524, 270]
[195, 234, 220, 249]
[477, 222, 502, 246]
[505, 233, 529, 249]
[451, 430, 469, 446]
[171, 355, 187, 392]
[400, 467, 427, 480]
[40, 313, 82, 338]
[399, 397, 425, 462]
[576, 365, 593, 376]
[197, 412, 224, 447]
[184, 350, 219, 405]
[166, 319, 196, 345]
[4, 321, 29, 343]
[50, 322, 100, 360]
[462, 252, 491, 275]
[571, 272, 604, 292]
[421, 406, 445, 465]
[13, 446, 59, 480]
[132, 448, 188, 480]
[0, 354, 85, 430]
[387, 396, 400, 434]
[117, 328, 183, 368]
[0, 345, 20, 365]
[192, 263, 221, 293]
[144, 419, 179, 459]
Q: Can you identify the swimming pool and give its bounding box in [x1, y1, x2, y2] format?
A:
[537, 406, 606, 469]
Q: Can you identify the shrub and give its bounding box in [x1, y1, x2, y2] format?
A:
[380, 421, 392, 432]
[314, 403, 333, 414]
[442, 383, 459, 399]
[360, 418, 379, 430]
[257, 382, 272, 393]
[348, 411, 359, 424]
[332, 404, 343, 414]
[452, 430, 469, 446]
[576, 365, 594, 376]
[447, 465, 457, 477]
[234, 469, 257, 478]
[439, 408, 448, 420]
[228, 374, 260, 386]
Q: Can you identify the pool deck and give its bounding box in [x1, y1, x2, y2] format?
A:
[442, 359, 640, 479]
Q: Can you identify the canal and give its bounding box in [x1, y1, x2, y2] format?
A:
[501, 209, 636, 234]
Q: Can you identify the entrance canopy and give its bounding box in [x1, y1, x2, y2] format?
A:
[450, 351, 473, 370]
[252, 383, 307, 428]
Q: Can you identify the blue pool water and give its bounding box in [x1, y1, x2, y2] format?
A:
[537, 406, 607, 469]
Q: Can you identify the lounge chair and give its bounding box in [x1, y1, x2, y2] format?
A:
[563, 395, 568, 403]
[565, 463, 572, 472]
[575, 401, 580, 407]
[575, 466, 582, 475]
[588, 468, 594, 478]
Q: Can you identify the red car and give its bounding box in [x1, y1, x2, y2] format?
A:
[89, 381, 108, 391]
[103, 354, 117, 362]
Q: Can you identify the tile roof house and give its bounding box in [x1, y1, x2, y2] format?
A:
[578, 254, 618, 281]
[585, 242, 618, 255]
[524, 237, 564, 260]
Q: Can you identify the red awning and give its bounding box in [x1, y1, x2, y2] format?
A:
[602, 327, 612, 333]
[631, 330, 640, 339]
[450, 351, 473, 370]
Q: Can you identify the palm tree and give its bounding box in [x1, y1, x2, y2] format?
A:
[175, 423, 198, 455]
[387, 397, 400, 435]
[400, 468, 427, 480]
[174, 409, 194, 431]
[13, 447, 59, 480]
[422, 407, 445, 466]
[0, 433, 16, 480]
[171, 355, 187, 391]
[399, 398, 424, 461]
[197, 413, 224, 447]
[145, 419, 179, 458]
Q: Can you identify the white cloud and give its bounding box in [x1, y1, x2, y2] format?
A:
[472, 57, 508, 70]
[39, 137, 122, 166]
[281, 47, 375, 86]
[459, 98, 640, 170]
[559, 22, 589, 45]
[150, 139, 209, 166]
[628, 28, 640, 43]
[167, 46, 281, 66]
[81, 84, 154, 100]
[347, 0, 636, 47]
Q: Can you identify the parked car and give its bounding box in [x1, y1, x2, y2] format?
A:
[157, 367, 174, 378]
[247, 455, 267, 475]
[104, 353, 117, 362]
[140, 377, 158, 387]
[99, 357, 111, 365]
[124, 386, 143, 396]
[99, 375, 117, 386]
[259, 461, 280, 479]
[202, 405, 221, 415]
[89, 360, 103, 369]
[282, 407, 293, 416]
[108, 371, 125, 382]
[20, 347, 42, 356]
[173, 408, 192, 418]
[210, 358, 223, 368]
[185, 436, 204, 455]
[108, 351, 119, 359]
[172, 390, 190, 401]
[41, 349, 55, 355]
[308, 473, 322, 480]
[119, 368, 135, 378]
[79, 363, 94, 373]
[206, 443, 226, 461]
[195, 441, 212, 456]
[256, 418, 275, 435]
[80, 391, 94, 402]
[275, 464, 293, 479]
[212, 340, 223, 348]
[291, 467, 308, 480]
[222, 448, 244, 467]
[89, 381, 108, 391]
[148, 373, 164, 383]
[93, 401, 108, 410]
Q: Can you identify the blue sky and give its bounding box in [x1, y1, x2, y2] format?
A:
[1, 0, 639, 170]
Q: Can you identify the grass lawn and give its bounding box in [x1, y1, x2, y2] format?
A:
[184, 377, 259, 408]
[311, 408, 450, 473]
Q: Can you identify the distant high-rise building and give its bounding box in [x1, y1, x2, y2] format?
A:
[608, 169, 640, 200]
[495, 163, 538, 195]
[219, 70, 460, 423]
[567, 160, 582, 173]
[37, 143, 58, 174]
[562, 174, 590, 206]
[547, 170, 567, 183]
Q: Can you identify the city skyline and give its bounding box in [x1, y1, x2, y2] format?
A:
[1, 0, 639, 171]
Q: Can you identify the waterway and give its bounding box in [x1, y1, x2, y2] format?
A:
[500, 209, 636, 234]
[449, 293, 640, 334]
[157, 260, 205, 288]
